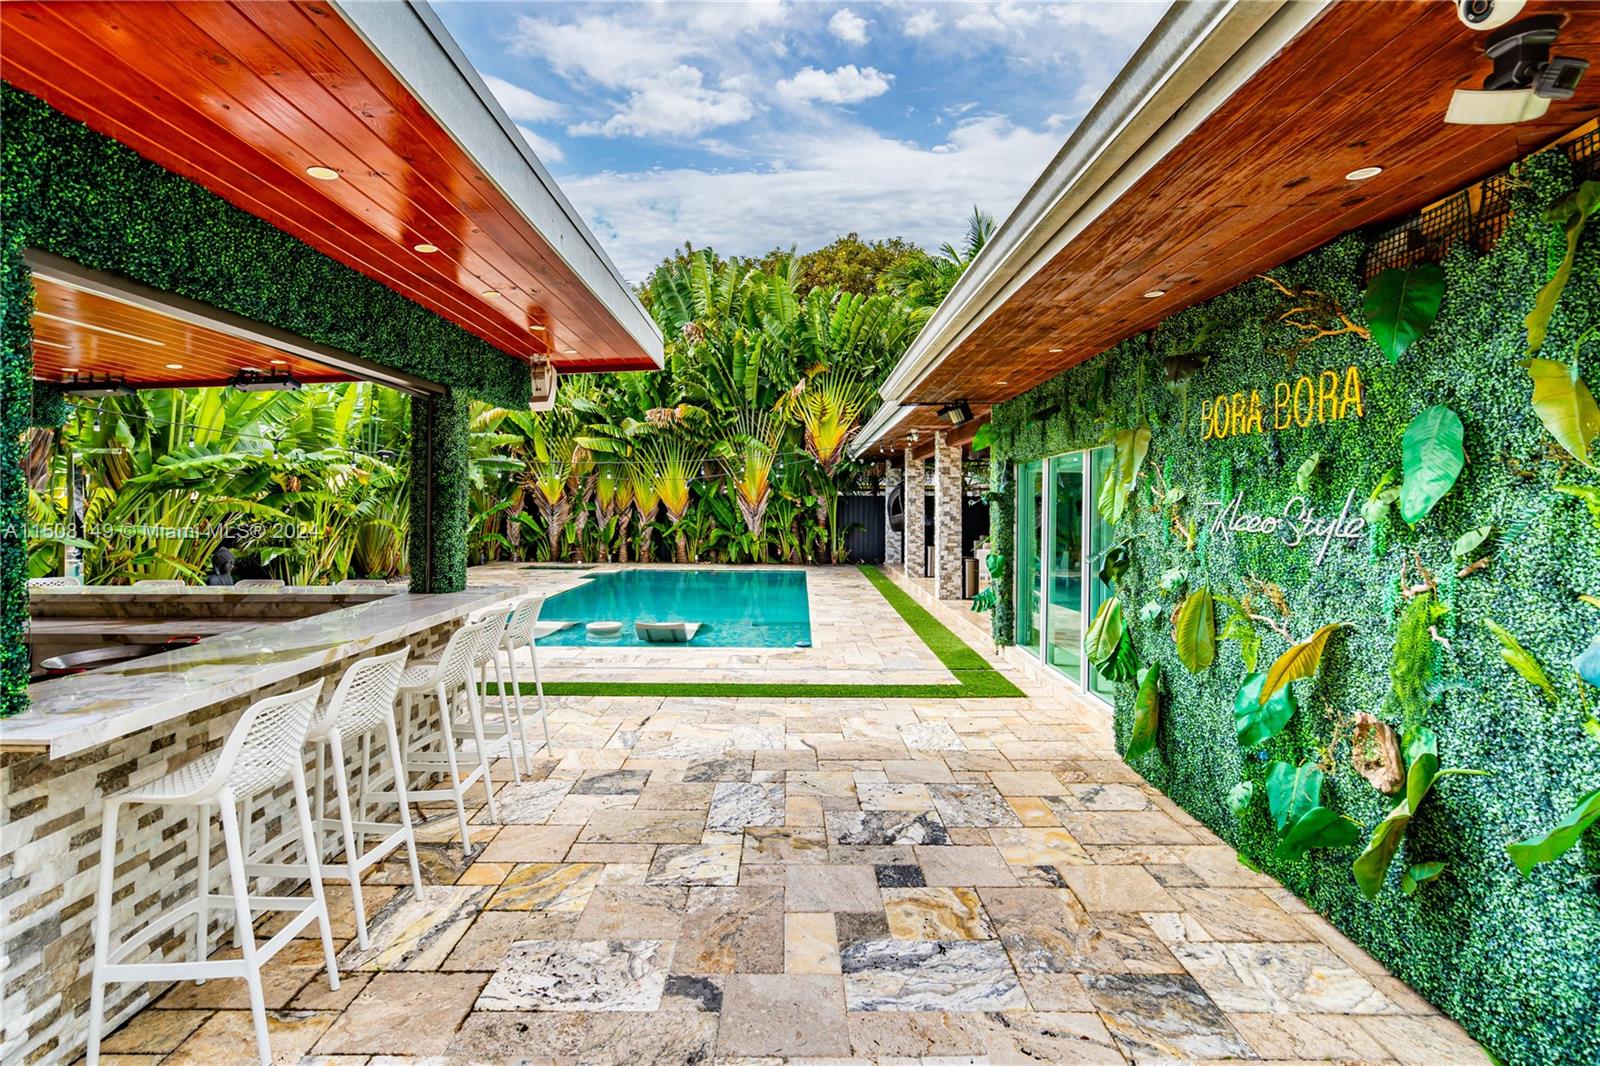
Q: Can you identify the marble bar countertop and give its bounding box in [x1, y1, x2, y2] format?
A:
[4, 587, 519, 760]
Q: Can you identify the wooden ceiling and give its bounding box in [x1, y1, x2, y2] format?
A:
[0, 0, 656, 375]
[900, 0, 1600, 416]
[30, 275, 347, 390]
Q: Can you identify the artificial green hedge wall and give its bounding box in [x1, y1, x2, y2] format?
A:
[408, 391, 471, 594]
[2, 237, 35, 717]
[0, 84, 529, 709]
[988, 148, 1598, 1066]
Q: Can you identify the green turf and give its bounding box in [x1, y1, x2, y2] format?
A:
[502, 564, 1023, 699]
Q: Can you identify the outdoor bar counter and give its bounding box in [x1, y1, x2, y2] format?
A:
[0, 586, 518, 1062]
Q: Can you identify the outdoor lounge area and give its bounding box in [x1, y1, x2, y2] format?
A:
[4, 1, 1599, 1066]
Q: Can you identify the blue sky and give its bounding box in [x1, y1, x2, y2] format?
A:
[435, 1, 1168, 280]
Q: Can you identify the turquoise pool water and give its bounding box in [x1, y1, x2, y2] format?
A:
[539, 569, 811, 647]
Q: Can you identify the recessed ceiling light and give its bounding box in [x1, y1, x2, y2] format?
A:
[269, 358, 288, 366]
[481, 289, 501, 298]
[305, 165, 339, 181]
[563, 348, 577, 355]
[530, 323, 547, 331]
[1143, 289, 1166, 299]
[413, 243, 439, 254]
[996, 380, 1009, 385]
[1344, 165, 1383, 181]
[1048, 347, 1063, 353]
[165, 363, 184, 370]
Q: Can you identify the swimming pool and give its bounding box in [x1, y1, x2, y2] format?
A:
[538, 568, 811, 648]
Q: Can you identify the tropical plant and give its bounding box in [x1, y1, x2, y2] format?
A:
[1399, 405, 1465, 526]
[1352, 727, 1487, 898]
[1266, 760, 1363, 861]
[1363, 263, 1444, 363]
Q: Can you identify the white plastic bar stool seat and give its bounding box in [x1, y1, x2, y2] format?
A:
[396, 615, 499, 846]
[246, 649, 422, 951]
[86, 680, 338, 1066]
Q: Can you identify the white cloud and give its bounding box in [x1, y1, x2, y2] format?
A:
[776, 65, 893, 106]
[827, 8, 868, 44]
[902, 9, 940, 37]
[565, 116, 1062, 280]
[482, 74, 562, 123]
[510, 15, 697, 89]
[569, 66, 755, 138]
[515, 124, 565, 163]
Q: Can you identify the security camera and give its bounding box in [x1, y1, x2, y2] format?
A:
[1456, 0, 1527, 32]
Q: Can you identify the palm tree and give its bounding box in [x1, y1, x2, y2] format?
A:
[639, 434, 696, 563]
[628, 457, 662, 562]
[720, 407, 784, 560]
[521, 406, 585, 562]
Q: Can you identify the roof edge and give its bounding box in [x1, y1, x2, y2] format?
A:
[856, 0, 1331, 454]
[332, 0, 664, 368]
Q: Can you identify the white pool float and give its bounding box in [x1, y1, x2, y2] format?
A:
[586, 620, 624, 639]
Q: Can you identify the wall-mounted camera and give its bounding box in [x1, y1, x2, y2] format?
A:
[1455, 0, 1527, 32]
[1446, 14, 1589, 124]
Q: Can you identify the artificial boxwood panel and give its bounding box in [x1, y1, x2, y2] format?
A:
[2, 239, 34, 716]
[988, 148, 1598, 1066]
[408, 391, 470, 594]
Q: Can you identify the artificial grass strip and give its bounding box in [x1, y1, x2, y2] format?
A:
[502, 564, 1023, 700]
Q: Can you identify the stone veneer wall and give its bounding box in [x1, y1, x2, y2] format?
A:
[931, 431, 963, 599]
[0, 620, 455, 1066]
[902, 447, 926, 578]
[882, 465, 903, 566]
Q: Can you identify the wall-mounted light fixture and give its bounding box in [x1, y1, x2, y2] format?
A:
[60, 371, 135, 397]
[229, 369, 301, 392]
[1446, 15, 1588, 124]
[938, 400, 974, 427]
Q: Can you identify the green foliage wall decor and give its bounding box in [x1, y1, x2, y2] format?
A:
[408, 392, 472, 594]
[2, 235, 33, 716]
[986, 147, 1600, 1066]
[0, 84, 531, 710]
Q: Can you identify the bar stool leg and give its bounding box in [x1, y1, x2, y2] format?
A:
[290, 759, 341, 992]
[464, 682, 500, 824]
[327, 733, 369, 950]
[358, 731, 373, 853]
[232, 796, 251, 950]
[434, 683, 473, 847]
[528, 639, 553, 759]
[218, 790, 272, 1066]
[493, 651, 530, 782]
[195, 804, 212, 982]
[385, 715, 426, 896]
[86, 799, 120, 1066]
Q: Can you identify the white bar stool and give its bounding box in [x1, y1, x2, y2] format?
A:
[86, 680, 338, 1066]
[468, 601, 532, 782]
[491, 593, 553, 769]
[396, 616, 500, 846]
[247, 649, 423, 950]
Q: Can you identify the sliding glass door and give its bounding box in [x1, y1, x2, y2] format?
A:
[1015, 460, 1044, 650]
[1044, 454, 1084, 682]
[1014, 445, 1116, 703]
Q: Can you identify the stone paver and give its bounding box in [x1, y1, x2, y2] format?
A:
[94, 565, 1486, 1065]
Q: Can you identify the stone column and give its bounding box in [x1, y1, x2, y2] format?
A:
[932, 430, 964, 599]
[883, 462, 903, 566]
[903, 444, 926, 577]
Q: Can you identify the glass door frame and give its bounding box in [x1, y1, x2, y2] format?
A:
[1014, 448, 1114, 706]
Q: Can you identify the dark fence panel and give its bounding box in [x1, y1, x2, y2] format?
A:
[839, 493, 885, 563]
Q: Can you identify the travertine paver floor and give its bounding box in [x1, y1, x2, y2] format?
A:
[91, 569, 1489, 1065]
